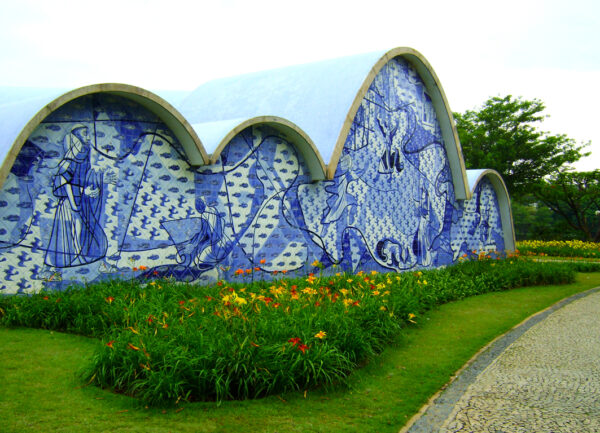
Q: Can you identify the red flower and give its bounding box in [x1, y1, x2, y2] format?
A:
[288, 337, 301, 346]
[147, 315, 155, 324]
[178, 300, 186, 305]
[217, 281, 223, 287]
[105, 296, 115, 304]
[352, 300, 360, 306]
[42, 296, 49, 301]
[106, 340, 115, 349]
[132, 267, 138, 272]
[315, 301, 321, 307]
[263, 297, 273, 305]
[291, 285, 298, 290]
[298, 344, 309, 354]
[273, 302, 281, 308]
[153, 271, 159, 276]
[206, 296, 213, 301]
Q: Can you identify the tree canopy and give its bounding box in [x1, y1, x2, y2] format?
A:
[534, 170, 600, 242]
[453, 95, 589, 198]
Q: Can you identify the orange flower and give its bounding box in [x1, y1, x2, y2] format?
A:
[245, 269, 252, 274]
[314, 330, 326, 339]
[254, 267, 260, 271]
[288, 337, 301, 346]
[298, 344, 309, 354]
[127, 343, 140, 351]
[281, 270, 287, 274]
[250, 341, 260, 347]
[106, 340, 115, 349]
[42, 296, 49, 300]
[273, 302, 281, 308]
[138, 265, 148, 271]
[260, 259, 266, 264]
[234, 269, 244, 276]
[132, 267, 138, 272]
[105, 296, 114, 304]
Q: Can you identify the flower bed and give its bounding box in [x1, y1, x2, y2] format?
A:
[0, 258, 583, 406]
[517, 240, 600, 260]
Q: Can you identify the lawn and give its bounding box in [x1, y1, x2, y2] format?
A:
[2, 272, 599, 433]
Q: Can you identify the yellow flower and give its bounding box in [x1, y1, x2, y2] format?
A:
[408, 313, 417, 323]
[311, 260, 321, 267]
[372, 290, 380, 296]
[234, 296, 247, 305]
[314, 330, 327, 339]
[346, 278, 353, 283]
[342, 298, 353, 307]
[379, 306, 386, 311]
[370, 270, 378, 275]
[340, 288, 349, 296]
[422, 280, 428, 285]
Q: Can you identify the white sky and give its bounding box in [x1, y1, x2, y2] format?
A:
[1, 0, 598, 170]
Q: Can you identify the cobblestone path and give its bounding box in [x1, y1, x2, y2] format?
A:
[407, 289, 600, 433]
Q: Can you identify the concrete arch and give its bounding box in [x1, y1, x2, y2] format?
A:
[467, 169, 516, 251]
[328, 47, 470, 199]
[192, 116, 326, 181]
[0, 83, 209, 189]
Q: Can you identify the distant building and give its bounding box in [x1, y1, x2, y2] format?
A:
[0, 48, 514, 293]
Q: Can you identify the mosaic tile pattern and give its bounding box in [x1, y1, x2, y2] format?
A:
[0, 58, 506, 293]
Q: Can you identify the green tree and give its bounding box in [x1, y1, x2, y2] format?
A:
[454, 95, 589, 198]
[534, 170, 600, 242]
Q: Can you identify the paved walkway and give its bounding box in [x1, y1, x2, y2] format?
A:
[405, 288, 600, 433]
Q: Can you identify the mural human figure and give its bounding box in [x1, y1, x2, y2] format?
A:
[45, 125, 116, 267]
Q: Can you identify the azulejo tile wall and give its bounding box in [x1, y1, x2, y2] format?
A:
[0, 58, 505, 293]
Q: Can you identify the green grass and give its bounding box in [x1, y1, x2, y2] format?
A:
[2, 272, 599, 433]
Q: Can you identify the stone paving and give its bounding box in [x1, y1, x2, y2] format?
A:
[406, 288, 600, 433]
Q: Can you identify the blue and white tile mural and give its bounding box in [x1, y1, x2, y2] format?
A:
[0, 57, 508, 294]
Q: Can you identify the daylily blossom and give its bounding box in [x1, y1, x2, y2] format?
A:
[298, 344, 309, 354]
[127, 343, 140, 351]
[106, 340, 115, 349]
[105, 296, 115, 304]
[288, 337, 301, 346]
[314, 330, 326, 339]
[408, 313, 417, 323]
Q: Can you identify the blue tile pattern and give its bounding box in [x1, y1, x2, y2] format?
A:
[0, 58, 506, 293]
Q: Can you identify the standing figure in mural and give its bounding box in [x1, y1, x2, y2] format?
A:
[45, 125, 116, 267]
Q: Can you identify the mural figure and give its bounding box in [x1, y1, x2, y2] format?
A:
[45, 125, 116, 267]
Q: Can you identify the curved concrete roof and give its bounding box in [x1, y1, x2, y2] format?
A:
[192, 116, 326, 180]
[177, 47, 470, 198]
[0, 83, 208, 189]
[466, 169, 516, 251]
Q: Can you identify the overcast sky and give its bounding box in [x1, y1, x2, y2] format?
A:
[1, 0, 598, 170]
